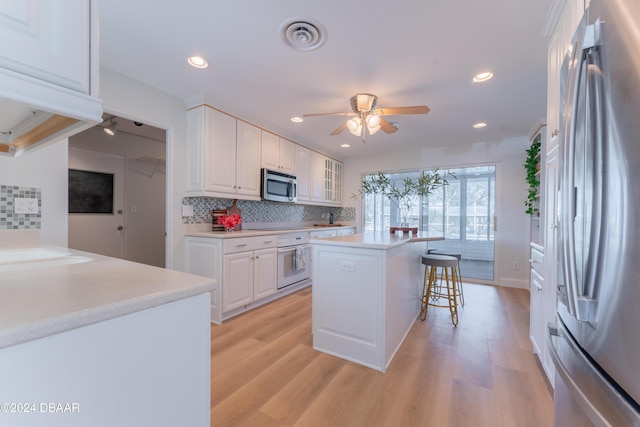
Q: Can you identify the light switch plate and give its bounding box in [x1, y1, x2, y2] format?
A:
[14, 197, 39, 214]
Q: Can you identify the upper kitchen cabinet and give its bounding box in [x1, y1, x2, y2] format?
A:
[294, 144, 311, 202]
[306, 152, 343, 206]
[324, 157, 343, 205]
[185, 105, 261, 200]
[0, 0, 103, 156]
[545, 0, 586, 153]
[261, 131, 294, 174]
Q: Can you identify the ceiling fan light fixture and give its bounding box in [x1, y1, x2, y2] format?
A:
[347, 117, 362, 136]
[366, 114, 381, 135]
[351, 93, 377, 113]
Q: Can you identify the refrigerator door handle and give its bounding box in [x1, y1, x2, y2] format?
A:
[561, 20, 587, 320]
[547, 323, 640, 426]
[561, 21, 601, 321]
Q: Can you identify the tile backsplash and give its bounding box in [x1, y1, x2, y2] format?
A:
[0, 185, 42, 230]
[182, 197, 355, 225]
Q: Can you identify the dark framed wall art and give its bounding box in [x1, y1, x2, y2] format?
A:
[68, 169, 114, 214]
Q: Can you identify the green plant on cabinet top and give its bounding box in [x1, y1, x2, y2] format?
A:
[524, 138, 541, 215]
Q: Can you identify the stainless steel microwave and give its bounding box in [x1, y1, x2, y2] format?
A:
[261, 168, 297, 203]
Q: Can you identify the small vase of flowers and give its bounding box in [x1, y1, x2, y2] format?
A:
[217, 214, 242, 232]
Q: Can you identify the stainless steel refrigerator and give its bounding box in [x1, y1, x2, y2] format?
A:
[549, 0, 640, 425]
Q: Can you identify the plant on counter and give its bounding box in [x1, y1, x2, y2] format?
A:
[217, 214, 242, 231]
[524, 138, 541, 215]
[353, 169, 454, 227]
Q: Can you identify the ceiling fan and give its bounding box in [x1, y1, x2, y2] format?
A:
[303, 93, 430, 142]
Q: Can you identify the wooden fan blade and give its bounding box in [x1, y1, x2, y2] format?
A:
[379, 117, 398, 134]
[373, 106, 430, 115]
[330, 122, 348, 135]
[303, 112, 355, 117]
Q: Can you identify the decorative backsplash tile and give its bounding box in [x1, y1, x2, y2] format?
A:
[182, 197, 355, 225]
[0, 185, 42, 230]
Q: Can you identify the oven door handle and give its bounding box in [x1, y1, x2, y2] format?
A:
[278, 244, 311, 253]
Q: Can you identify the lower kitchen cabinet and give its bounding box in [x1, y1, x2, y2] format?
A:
[223, 247, 277, 312]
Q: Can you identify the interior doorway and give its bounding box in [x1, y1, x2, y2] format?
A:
[68, 115, 167, 267]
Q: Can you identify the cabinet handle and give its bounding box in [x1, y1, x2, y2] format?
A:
[236, 244, 247, 248]
[264, 240, 273, 244]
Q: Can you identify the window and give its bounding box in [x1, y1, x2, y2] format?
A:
[361, 165, 496, 281]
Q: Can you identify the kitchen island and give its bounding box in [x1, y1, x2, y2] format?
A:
[310, 231, 443, 372]
[0, 240, 216, 427]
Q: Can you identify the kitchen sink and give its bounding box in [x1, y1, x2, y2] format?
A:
[0, 246, 92, 272]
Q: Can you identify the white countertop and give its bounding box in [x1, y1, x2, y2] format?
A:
[185, 224, 355, 239]
[0, 243, 216, 349]
[310, 231, 444, 250]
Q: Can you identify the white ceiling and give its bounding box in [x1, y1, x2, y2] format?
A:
[97, 0, 554, 160]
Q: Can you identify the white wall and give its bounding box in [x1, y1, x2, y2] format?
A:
[0, 140, 69, 246]
[343, 136, 531, 288]
[69, 127, 166, 267]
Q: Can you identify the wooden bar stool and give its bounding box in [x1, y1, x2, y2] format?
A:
[430, 251, 464, 307]
[420, 254, 459, 326]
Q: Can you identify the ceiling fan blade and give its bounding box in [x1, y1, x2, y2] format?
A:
[379, 117, 398, 134]
[330, 122, 348, 135]
[374, 106, 430, 115]
[303, 112, 354, 117]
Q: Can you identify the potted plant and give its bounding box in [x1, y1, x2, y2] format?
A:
[354, 169, 453, 227]
[524, 139, 541, 215]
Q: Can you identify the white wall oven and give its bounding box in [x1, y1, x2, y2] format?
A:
[276, 232, 310, 289]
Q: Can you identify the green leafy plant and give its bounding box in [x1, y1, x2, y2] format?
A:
[353, 169, 454, 224]
[524, 139, 541, 215]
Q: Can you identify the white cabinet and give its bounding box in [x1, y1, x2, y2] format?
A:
[236, 120, 263, 197]
[323, 157, 344, 205]
[253, 248, 278, 300]
[531, 0, 587, 385]
[0, 0, 93, 94]
[261, 131, 295, 174]
[0, 0, 102, 156]
[529, 244, 545, 356]
[307, 151, 344, 206]
[185, 237, 222, 323]
[185, 106, 261, 200]
[185, 234, 277, 318]
[222, 235, 277, 313]
[295, 145, 311, 202]
[310, 150, 325, 203]
[337, 227, 356, 236]
[546, 0, 587, 154]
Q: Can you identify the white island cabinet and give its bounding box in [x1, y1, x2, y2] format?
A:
[0, 243, 215, 427]
[311, 232, 442, 372]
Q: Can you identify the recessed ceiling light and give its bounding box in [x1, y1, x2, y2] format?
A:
[290, 116, 303, 123]
[187, 56, 209, 69]
[341, 143, 351, 148]
[473, 122, 487, 128]
[473, 72, 493, 83]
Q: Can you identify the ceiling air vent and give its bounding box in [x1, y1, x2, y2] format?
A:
[279, 17, 327, 52]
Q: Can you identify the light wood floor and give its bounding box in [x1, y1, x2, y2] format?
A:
[210, 283, 554, 426]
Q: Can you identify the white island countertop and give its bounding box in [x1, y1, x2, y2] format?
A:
[0, 243, 216, 349]
[310, 231, 444, 250]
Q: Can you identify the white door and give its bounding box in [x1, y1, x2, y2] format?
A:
[68, 146, 126, 258]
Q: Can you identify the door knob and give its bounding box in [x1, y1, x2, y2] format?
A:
[117, 225, 124, 231]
